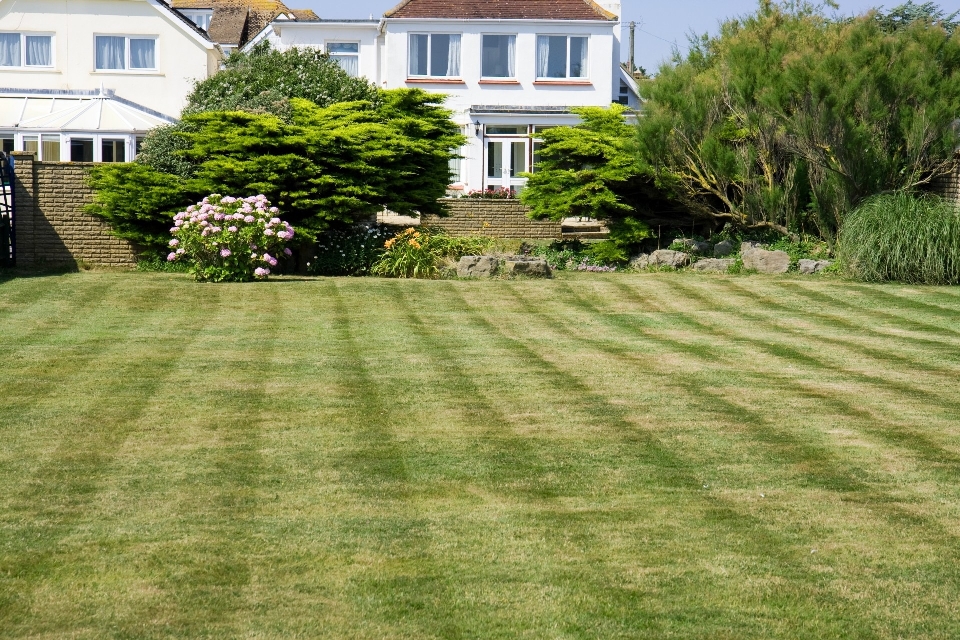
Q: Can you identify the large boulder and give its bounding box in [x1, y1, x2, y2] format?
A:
[798, 259, 833, 275]
[628, 253, 649, 270]
[678, 238, 713, 255]
[714, 240, 735, 257]
[457, 255, 500, 277]
[503, 257, 551, 277]
[692, 258, 735, 273]
[649, 249, 690, 268]
[741, 241, 763, 254]
[742, 247, 791, 274]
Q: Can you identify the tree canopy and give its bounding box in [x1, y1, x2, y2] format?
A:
[633, 0, 960, 240]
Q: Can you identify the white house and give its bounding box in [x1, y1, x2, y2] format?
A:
[247, 0, 637, 194]
[0, 0, 220, 162]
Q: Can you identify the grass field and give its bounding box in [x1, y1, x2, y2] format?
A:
[1, 270, 959, 638]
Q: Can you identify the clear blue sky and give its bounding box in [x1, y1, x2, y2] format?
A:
[291, 0, 960, 72]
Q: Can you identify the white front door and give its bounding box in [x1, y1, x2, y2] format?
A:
[485, 138, 528, 192]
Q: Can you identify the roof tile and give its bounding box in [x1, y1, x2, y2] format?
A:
[384, 0, 616, 21]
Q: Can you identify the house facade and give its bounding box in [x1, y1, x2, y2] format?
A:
[248, 0, 635, 194]
[0, 0, 220, 162]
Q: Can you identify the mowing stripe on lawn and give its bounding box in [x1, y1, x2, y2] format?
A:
[573, 278, 960, 488]
[0, 278, 220, 634]
[449, 282, 878, 636]
[512, 280, 960, 527]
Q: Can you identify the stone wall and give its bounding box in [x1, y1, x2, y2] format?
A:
[12, 152, 137, 268]
[934, 164, 960, 202]
[421, 199, 562, 240]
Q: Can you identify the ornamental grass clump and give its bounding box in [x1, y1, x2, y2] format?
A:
[167, 194, 295, 282]
[839, 193, 960, 285]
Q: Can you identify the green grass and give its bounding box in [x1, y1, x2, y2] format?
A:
[1, 270, 959, 638]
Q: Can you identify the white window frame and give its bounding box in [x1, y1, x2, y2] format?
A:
[480, 34, 517, 80]
[535, 35, 589, 80]
[93, 35, 158, 72]
[407, 33, 462, 79]
[0, 32, 55, 69]
[180, 9, 213, 32]
[325, 41, 360, 77]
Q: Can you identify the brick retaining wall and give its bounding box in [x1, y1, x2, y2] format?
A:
[421, 199, 561, 240]
[12, 152, 137, 268]
[934, 164, 960, 202]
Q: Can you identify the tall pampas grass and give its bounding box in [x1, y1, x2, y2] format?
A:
[839, 193, 960, 285]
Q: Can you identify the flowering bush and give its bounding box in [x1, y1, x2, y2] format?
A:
[371, 227, 491, 278]
[309, 223, 396, 276]
[167, 194, 295, 282]
[463, 187, 516, 199]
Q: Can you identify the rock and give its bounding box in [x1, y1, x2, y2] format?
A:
[457, 255, 500, 277]
[649, 249, 690, 268]
[678, 238, 713, 255]
[798, 259, 832, 275]
[741, 241, 762, 255]
[692, 258, 735, 273]
[742, 248, 791, 274]
[714, 239, 735, 257]
[628, 253, 649, 270]
[503, 257, 551, 277]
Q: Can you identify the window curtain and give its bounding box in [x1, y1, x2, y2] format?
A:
[409, 34, 427, 76]
[129, 39, 155, 69]
[0, 34, 21, 67]
[571, 37, 588, 77]
[96, 36, 125, 70]
[336, 55, 358, 77]
[25, 35, 51, 66]
[506, 35, 516, 78]
[536, 36, 549, 78]
[446, 34, 460, 77]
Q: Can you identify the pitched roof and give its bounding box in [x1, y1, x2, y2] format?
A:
[171, 0, 317, 46]
[384, 0, 616, 21]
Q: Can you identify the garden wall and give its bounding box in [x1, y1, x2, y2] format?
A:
[12, 152, 137, 268]
[422, 199, 562, 240]
[935, 163, 960, 202]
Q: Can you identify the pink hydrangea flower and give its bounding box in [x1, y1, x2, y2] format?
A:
[264, 228, 275, 236]
[220, 248, 231, 257]
[254, 267, 269, 278]
[283, 248, 293, 256]
[244, 215, 255, 223]
[169, 238, 179, 247]
[167, 252, 177, 261]
[227, 226, 238, 233]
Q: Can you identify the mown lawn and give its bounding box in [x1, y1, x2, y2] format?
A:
[0, 270, 959, 638]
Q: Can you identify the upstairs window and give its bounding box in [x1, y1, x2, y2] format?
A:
[481, 35, 515, 79]
[180, 9, 214, 32]
[326, 42, 359, 77]
[0, 33, 53, 68]
[95, 35, 156, 71]
[408, 34, 461, 78]
[536, 36, 588, 79]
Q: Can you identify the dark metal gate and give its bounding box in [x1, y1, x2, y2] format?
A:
[0, 152, 13, 268]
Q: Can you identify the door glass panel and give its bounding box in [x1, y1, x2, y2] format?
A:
[510, 141, 526, 176]
[487, 141, 502, 179]
[22, 136, 38, 154]
[1, 137, 13, 153]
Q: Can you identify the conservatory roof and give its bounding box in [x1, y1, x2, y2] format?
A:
[0, 90, 175, 133]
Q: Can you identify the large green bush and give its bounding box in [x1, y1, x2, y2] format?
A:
[87, 92, 464, 252]
[839, 193, 960, 284]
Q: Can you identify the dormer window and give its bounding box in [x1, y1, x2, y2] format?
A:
[536, 36, 588, 79]
[180, 9, 214, 32]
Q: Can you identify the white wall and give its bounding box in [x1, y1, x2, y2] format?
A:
[0, 0, 218, 118]
[382, 19, 617, 113]
[264, 22, 381, 83]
